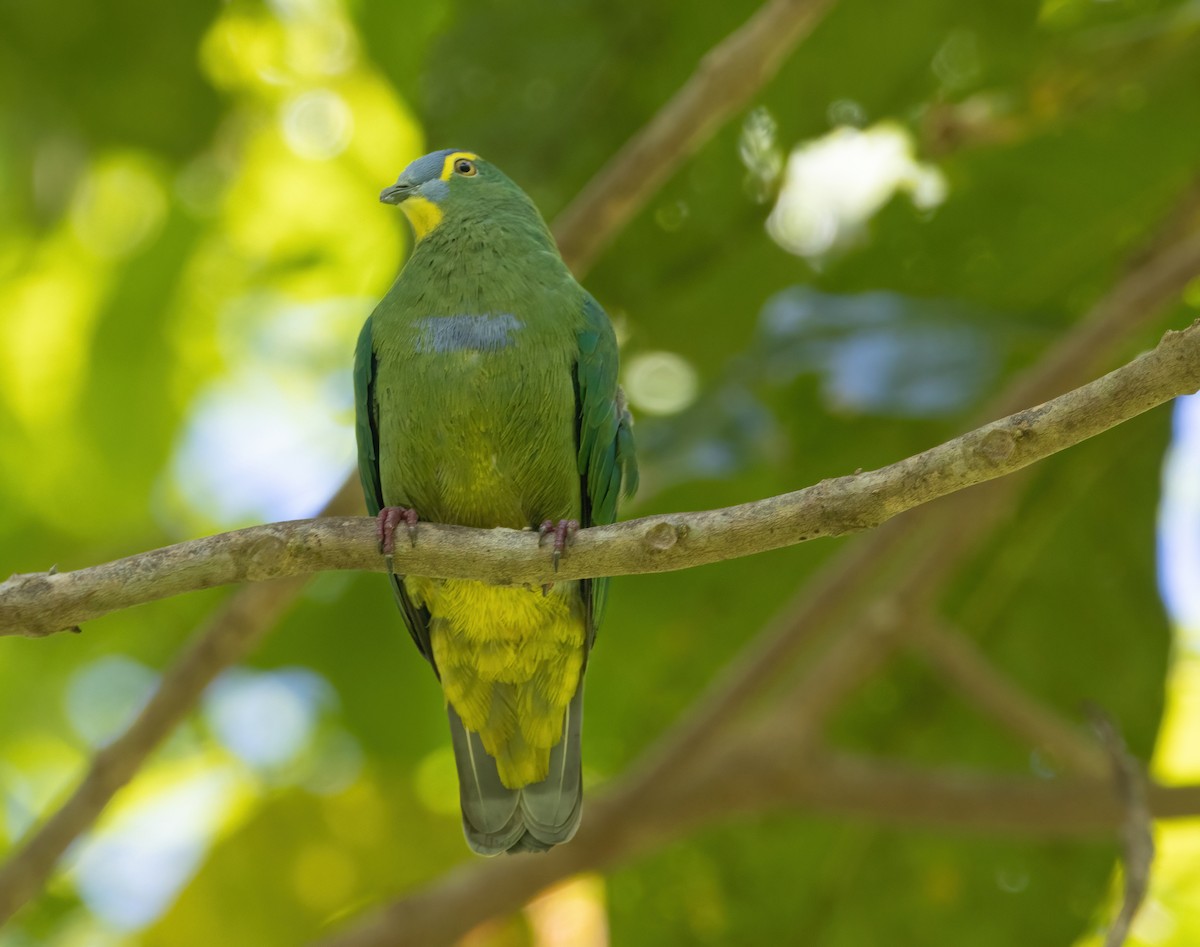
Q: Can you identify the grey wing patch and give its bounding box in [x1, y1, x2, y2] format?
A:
[414, 314, 524, 353]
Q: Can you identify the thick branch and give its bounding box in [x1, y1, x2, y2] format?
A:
[313, 746, 1200, 947]
[552, 0, 838, 272]
[686, 740, 1200, 839]
[5, 316, 1199, 638]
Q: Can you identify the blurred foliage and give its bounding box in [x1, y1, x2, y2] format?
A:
[1, 0, 1199, 944]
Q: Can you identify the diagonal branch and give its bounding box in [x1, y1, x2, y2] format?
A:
[5, 314, 1200, 639]
[0, 0, 844, 926]
[0, 575, 309, 924]
[914, 622, 1108, 778]
[552, 0, 838, 272]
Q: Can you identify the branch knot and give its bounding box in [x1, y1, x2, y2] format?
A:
[977, 428, 1018, 465]
[643, 520, 684, 552]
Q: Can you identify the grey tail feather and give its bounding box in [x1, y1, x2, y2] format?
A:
[447, 683, 585, 856]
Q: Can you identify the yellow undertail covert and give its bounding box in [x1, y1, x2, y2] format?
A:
[405, 576, 586, 788]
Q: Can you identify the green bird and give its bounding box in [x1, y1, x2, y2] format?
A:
[354, 149, 637, 855]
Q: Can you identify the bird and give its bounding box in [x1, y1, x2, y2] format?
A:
[354, 149, 637, 855]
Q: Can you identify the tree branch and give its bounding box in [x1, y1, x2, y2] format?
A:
[552, 0, 838, 273]
[4, 315, 1199, 638]
[0, 575, 308, 924]
[312, 746, 1200, 947]
[1088, 709, 1155, 947]
[914, 622, 1108, 778]
[321, 207, 1200, 944]
[615, 219, 1200, 813]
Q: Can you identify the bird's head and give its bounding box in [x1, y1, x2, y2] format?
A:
[380, 149, 521, 243]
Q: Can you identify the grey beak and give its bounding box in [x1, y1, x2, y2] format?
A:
[380, 183, 411, 205]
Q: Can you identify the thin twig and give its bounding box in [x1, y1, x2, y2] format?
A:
[914, 622, 1108, 778]
[1088, 708, 1155, 947]
[5, 314, 1200, 638]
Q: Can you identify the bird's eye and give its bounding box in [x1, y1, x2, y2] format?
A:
[454, 158, 477, 176]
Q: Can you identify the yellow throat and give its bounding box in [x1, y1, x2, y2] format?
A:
[399, 197, 443, 241]
[398, 150, 478, 242]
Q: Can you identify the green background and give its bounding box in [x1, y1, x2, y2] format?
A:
[1, 0, 1198, 943]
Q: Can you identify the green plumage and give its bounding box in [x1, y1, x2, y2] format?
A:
[354, 150, 636, 855]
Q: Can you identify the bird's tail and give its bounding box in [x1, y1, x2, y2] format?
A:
[447, 681, 585, 855]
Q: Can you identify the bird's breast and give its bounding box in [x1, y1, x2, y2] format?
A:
[375, 316, 579, 529]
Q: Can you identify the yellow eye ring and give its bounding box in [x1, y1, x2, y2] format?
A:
[454, 158, 477, 176]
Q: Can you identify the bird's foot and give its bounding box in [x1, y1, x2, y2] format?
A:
[537, 518, 579, 576]
[377, 506, 419, 562]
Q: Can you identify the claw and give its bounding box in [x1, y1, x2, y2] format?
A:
[538, 518, 579, 574]
[377, 507, 419, 568]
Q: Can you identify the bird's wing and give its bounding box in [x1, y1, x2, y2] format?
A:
[354, 315, 435, 663]
[353, 316, 385, 516]
[575, 294, 639, 644]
